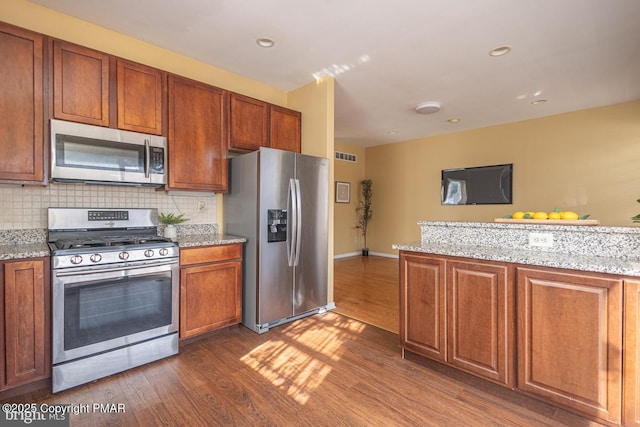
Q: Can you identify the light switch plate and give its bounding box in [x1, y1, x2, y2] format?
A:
[528, 232, 554, 247]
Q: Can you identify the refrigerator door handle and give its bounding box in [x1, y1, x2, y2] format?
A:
[287, 178, 297, 267]
[293, 178, 302, 267]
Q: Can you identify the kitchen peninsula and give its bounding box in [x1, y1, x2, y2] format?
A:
[394, 221, 640, 426]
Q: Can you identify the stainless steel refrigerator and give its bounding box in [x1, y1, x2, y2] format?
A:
[224, 147, 334, 333]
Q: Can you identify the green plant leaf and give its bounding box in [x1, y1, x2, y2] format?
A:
[579, 214, 591, 220]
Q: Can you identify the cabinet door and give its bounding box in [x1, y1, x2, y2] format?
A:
[625, 280, 640, 427]
[2, 259, 50, 390]
[269, 105, 301, 153]
[229, 93, 268, 151]
[168, 75, 228, 191]
[0, 23, 44, 183]
[116, 59, 164, 135]
[399, 253, 446, 362]
[517, 267, 622, 424]
[53, 40, 110, 126]
[180, 260, 242, 338]
[447, 260, 513, 386]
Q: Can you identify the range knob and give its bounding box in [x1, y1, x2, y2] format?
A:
[144, 249, 155, 258]
[118, 251, 130, 261]
[90, 254, 102, 263]
[159, 248, 169, 256]
[70, 255, 83, 265]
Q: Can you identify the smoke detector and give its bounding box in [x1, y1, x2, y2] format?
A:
[415, 101, 441, 114]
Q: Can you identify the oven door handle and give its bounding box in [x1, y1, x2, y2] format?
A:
[54, 260, 178, 277]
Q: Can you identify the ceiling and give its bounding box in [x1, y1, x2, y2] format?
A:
[29, 0, 640, 147]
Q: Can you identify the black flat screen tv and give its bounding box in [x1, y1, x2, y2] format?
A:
[441, 163, 512, 205]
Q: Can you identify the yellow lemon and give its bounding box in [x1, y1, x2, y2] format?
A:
[512, 211, 525, 219]
[548, 212, 562, 220]
[561, 211, 579, 220]
[532, 211, 548, 220]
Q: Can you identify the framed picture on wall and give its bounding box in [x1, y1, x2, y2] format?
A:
[335, 181, 350, 203]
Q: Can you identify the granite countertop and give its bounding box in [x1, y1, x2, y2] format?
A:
[175, 234, 246, 248]
[0, 243, 51, 261]
[393, 241, 640, 277]
[0, 229, 49, 261]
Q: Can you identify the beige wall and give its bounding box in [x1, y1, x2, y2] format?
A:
[365, 101, 640, 256]
[334, 142, 366, 256]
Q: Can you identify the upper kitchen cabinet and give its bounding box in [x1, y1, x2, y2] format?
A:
[269, 105, 301, 153]
[168, 75, 228, 192]
[116, 59, 164, 135]
[53, 41, 165, 134]
[0, 23, 45, 184]
[53, 40, 110, 127]
[228, 93, 268, 152]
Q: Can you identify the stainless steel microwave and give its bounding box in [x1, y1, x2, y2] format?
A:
[50, 119, 167, 186]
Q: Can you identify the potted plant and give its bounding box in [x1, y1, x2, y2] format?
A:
[158, 212, 189, 240]
[356, 179, 373, 256]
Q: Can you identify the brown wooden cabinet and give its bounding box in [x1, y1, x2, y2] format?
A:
[116, 59, 164, 135]
[179, 244, 242, 339]
[400, 253, 446, 362]
[228, 93, 268, 152]
[447, 260, 513, 386]
[269, 105, 301, 153]
[168, 75, 228, 192]
[517, 267, 623, 425]
[53, 40, 110, 127]
[0, 23, 45, 184]
[0, 258, 50, 391]
[624, 280, 640, 427]
[53, 41, 165, 135]
[400, 252, 513, 386]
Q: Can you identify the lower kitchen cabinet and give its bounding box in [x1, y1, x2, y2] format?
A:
[625, 280, 640, 427]
[517, 267, 623, 425]
[179, 244, 242, 339]
[399, 252, 514, 386]
[0, 258, 50, 391]
[400, 253, 446, 361]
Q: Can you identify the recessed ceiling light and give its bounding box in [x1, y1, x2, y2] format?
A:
[256, 38, 275, 48]
[531, 99, 548, 105]
[489, 45, 512, 57]
[415, 101, 441, 114]
[448, 118, 461, 123]
[386, 130, 399, 135]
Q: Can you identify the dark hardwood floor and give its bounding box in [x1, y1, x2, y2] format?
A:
[1, 256, 604, 426]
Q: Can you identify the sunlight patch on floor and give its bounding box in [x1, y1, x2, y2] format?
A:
[241, 314, 366, 404]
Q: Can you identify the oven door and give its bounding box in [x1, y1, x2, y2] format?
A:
[52, 259, 178, 365]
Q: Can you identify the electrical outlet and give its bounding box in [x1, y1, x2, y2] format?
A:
[528, 232, 554, 247]
[197, 201, 205, 212]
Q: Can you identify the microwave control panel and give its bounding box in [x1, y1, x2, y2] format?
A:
[150, 147, 165, 173]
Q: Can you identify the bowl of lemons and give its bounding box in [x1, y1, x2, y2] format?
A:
[496, 208, 598, 225]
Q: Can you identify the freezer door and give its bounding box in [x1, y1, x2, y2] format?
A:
[294, 153, 329, 314]
[258, 148, 295, 324]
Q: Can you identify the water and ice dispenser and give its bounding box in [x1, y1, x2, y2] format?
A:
[267, 209, 287, 242]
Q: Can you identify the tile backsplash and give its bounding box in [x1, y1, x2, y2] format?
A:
[0, 183, 217, 230]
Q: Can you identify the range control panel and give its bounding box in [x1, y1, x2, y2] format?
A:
[88, 210, 130, 221]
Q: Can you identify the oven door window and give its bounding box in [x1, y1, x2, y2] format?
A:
[56, 134, 144, 172]
[64, 272, 172, 350]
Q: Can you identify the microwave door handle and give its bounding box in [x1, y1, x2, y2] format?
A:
[144, 139, 150, 179]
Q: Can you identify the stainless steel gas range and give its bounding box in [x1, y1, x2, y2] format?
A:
[48, 208, 179, 393]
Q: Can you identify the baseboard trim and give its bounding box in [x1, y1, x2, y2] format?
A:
[334, 251, 399, 259]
